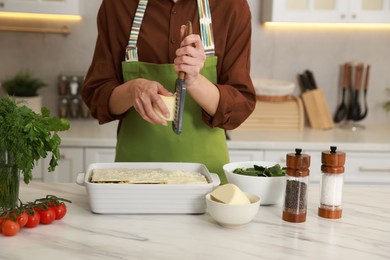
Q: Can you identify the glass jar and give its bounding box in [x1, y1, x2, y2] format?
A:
[283, 148, 310, 223]
[58, 98, 69, 118]
[69, 76, 79, 96]
[58, 75, 68, 95]
[70, 98, 80, 118]
[318, 146, 345, 219]
[0, 149, 20, 209]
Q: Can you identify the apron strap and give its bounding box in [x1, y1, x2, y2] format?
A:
[197, 0, 215, 57]
[125, 0, 215, 62]
[125, 0, 149, 62]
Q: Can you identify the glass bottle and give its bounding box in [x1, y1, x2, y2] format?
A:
[69, 76, 79, 96]
[58, 75, 68, 95]
[318, 146, 345, 219]
[58, 98, 69, 118]
[70, 98, 80, 118]
[283, 148, 310, 223]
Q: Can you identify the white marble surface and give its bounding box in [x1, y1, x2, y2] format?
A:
[60, 121, 390, 152]
[1, 182, 389, 259]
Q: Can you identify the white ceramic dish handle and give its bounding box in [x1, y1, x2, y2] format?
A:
[76, 173, 85, 186]
[210, 173, 221, 187]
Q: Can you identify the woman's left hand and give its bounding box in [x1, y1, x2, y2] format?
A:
[174, 25, 206, 87]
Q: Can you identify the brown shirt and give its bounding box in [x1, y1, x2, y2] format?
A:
[82, 0, 255, 130]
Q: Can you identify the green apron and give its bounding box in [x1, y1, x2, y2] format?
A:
[116, 1, 229, 184]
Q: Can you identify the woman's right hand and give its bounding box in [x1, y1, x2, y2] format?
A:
[109, 78, 173, 126]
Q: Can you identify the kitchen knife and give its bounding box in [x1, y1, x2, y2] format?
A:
[172, 21, 192, 135]
[298, 73, 312, 92]
[304, 70, 318, 89]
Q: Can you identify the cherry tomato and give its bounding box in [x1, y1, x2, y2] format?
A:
[17, 212, 28, 227]
[0, 217, 4, 233]
[38, 208, 56, 225]
[2, 219, 20, 236]
[25, 209, 40, 228]
[52, 203, 67, 220]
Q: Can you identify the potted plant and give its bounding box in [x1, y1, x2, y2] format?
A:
[0, 96, 70, 209]
[1, 70, 47, 113]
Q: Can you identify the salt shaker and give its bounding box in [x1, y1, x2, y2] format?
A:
[318, 146, 346, 219]
[283, 148, 311, 223]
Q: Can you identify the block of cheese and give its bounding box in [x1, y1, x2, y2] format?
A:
[153, 94, 176, 121]
[210, 184, 250, 205]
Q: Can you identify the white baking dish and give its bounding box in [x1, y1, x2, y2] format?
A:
[76, 162, 220, 214]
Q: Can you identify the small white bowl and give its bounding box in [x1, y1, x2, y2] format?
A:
[223, 161, 286, 205]
[205, 192, 260, 228]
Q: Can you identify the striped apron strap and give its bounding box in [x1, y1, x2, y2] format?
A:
[197, 0, 215, 57]
[125, 0, 215, 61]
[125, 0, 148, 62]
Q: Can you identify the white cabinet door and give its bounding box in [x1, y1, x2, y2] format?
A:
[344, 152, 390, 183]
[43, 148, 84, 183]
[228, 150, 264, 162]
[1, 0, 80, 15]
[84, 148, 116, 169]
[262, 0, 390, 23]
[350, 0, 390, 23]
[262, 0, 349, 23]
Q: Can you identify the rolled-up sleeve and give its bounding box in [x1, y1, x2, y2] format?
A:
[82, 1, 126, 124]
[202, 0, 256, 130]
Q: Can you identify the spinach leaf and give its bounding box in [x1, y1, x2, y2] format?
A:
[233, 164, 286, 177]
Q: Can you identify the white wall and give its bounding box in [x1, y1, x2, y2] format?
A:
[0, 0, 389, 125]
[249, 0, 390, 125]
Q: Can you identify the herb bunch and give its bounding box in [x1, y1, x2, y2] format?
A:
[0, 96, 70, 184]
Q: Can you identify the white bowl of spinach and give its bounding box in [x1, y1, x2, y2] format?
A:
[223, 161, 286, 205]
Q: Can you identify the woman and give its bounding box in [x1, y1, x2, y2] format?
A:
[82, 0, 255, 184]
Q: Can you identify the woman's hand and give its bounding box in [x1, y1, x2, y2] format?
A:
[109, 78, 173, 126]
[174, 25, 206, 87]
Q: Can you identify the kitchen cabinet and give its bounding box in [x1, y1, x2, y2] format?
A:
[262, 0, 390, 23]
[0, 0, 80, 15]
[84, 148, 116, 169]
[42, 148, 83, 183]
[228, 150, 264, 162]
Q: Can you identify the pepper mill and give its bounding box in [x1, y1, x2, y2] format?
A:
[283, 148, 311, 223]
[318, 146, 346, 219]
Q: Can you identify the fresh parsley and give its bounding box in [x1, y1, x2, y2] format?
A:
[0, 96, 70, 184]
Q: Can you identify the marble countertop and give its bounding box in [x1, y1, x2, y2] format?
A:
[60, 120, 390, 152]
[1, 182, 389, 259]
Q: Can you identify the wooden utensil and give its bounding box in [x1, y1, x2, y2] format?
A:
[334, 63, 351, 123]
[357, 64, 370, 121]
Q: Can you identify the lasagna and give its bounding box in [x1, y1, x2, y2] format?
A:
[90, 168, 208, 184]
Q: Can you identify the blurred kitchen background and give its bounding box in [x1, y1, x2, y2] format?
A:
[0, 0, 389, 126]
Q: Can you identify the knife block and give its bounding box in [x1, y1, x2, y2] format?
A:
[301, 89, 334, 130]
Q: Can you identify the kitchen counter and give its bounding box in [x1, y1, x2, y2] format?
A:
[1, 182, 389, 259]
[60, 120, 390, 152]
